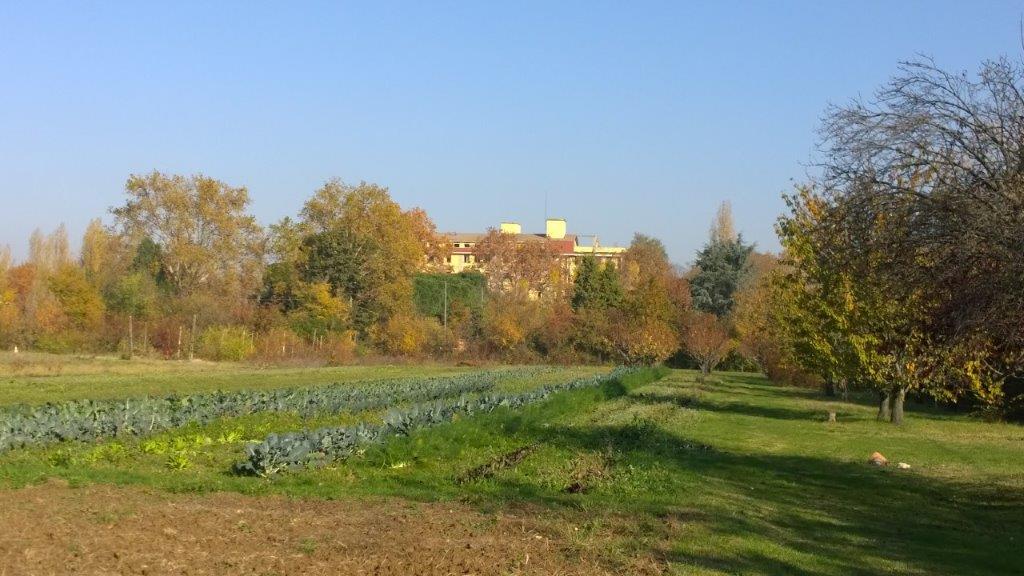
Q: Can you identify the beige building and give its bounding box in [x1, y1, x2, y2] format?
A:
[444, 218, 626, 275]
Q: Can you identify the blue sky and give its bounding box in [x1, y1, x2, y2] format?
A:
[1, 1, 1021, 265]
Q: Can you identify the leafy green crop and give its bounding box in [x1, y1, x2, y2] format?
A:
[0, 368, 554, 452]
[234, 367, 635, 477]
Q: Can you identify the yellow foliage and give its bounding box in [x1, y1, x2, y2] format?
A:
[373, 313, 434, 357]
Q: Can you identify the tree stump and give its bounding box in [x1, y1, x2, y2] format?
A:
[827, 411, 837, 423]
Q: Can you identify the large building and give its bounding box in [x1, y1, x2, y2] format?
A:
[444, 218, 626, 275]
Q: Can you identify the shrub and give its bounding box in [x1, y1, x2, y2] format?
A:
[252, 327, 309, 362]
[324, 330, 358, 365]
[34, 331, 94, 354]
[373, 313, 438, 357]
[608, 313, 680, 366]
[198, 325, 255, 361]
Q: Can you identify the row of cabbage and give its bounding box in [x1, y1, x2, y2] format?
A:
[0, 368, 556, 452]
[235, 367, 635, 476]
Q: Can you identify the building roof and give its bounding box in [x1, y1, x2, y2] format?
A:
[447, 232, 487, 243]
[445, 231, 578, 243]
[444, 228, 624, 256]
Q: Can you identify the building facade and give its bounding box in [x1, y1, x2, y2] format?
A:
[444, 218, 626, 276]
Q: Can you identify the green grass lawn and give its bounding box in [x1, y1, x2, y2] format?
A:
[0, 351, 484, 405]
[1, 367, 1021, 574]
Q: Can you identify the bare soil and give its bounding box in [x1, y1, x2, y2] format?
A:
[0, 479, 642, 576]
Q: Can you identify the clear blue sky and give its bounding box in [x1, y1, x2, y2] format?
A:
[1, 1, 1021, 265]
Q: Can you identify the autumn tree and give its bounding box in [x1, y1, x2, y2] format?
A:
[481, 293, 541, 359]
[29, 225, 70, 273]
[288, 282, 351, 338]
[603, 234, 683, 365]
[808, 54, 1024, 418]
[19, 226, 72, 341]
[621, 234, 671, 290]
[732, 264, 817, 387]
[297, 180, 438, 334]
[776, 185, 939, 424]
[0, 246, 17, 347]
[821, 57, 1024, 357]
[473, 229, 562, 298]
[682, 312, 735, 382]
[607, 310, 680, 366]
[47, 265, 105, 333]
[80, 219, 128, 291]
[406, 207, 451, 272]
[709, 200, 737, 244]
[111, 171, 264, 297]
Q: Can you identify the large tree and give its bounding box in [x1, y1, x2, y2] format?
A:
[682, 312, 734, 382]
[473, 230, 562, 298]
[689, 202, 753, 317]
[111, 171, 264, 297]
[297, 180, 439, 333]
[777, 185, 941, 424]
[818, 55, 1024, 415]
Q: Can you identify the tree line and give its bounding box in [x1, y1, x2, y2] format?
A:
[0, 175, 757, 369]
[4, 51, 1017, 422]
[732, 55, 1024, 422]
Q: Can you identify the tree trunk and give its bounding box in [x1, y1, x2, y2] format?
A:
[823, 380, 836, 397]
[877, 391, 891, 421]
[839, 378, 849, 401]
[890, 386, 907, 425]
[699, 362, 709, 383]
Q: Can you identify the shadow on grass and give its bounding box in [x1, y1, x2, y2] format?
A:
[368, 392, 1022, 576]
[523, 418, 1023, 576]
[700, 372, 979, 425]
[634, 390, 840, 422]
[357, 370, 1023, 575]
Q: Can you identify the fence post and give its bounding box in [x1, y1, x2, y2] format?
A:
[189, 314, 197, 360]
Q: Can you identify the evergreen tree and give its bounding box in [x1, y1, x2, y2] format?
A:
[597, 261, 623, 308]
[690, 236, 753, 317]
[572, 256, 623, 310]
[571, 256, 599, 310]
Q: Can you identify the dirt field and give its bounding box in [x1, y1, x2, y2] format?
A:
[0, 479, 644, 576]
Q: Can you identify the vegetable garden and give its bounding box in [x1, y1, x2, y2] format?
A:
[0, 365, 626, 477]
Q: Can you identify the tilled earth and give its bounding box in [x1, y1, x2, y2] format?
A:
[0, 479, 647, 576]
